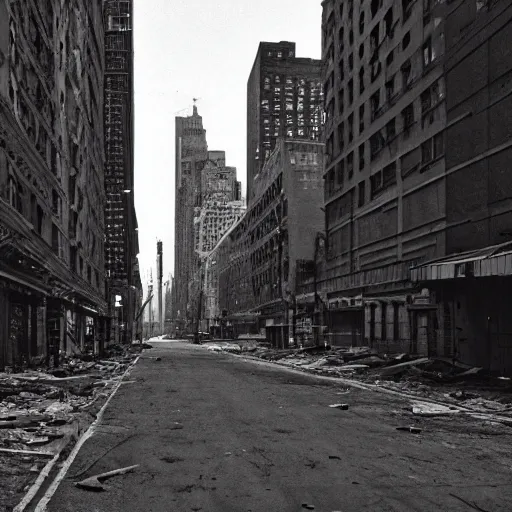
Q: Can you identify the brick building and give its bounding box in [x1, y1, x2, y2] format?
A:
[247, 42, 323, 204]
[320, 0, 447, 351]
[0, 1, 108, 369]
[104, 0, 142, 345]
[172, 106, 208, 333]
[411, 0, 512, 374]
[217, 140, 324, 347]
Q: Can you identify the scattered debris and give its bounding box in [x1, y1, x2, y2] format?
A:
[396, 426, 422, 434]
[411, 403, 459, 416]
[328, 404, 349, 410]
[0, 343, 140, 503]
[75, 464, 139, 491]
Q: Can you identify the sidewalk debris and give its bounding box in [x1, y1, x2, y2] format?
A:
[0, 343, 141, 508]
[75, 464, 139, 491]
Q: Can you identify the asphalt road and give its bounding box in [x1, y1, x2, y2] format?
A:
[42, 341, 512, 512]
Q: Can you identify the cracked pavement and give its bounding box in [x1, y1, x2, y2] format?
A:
[41, 341, 512, 512]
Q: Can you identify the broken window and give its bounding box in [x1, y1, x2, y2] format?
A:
[359, 42, 365, 59]
[348, 79, 354, 104]
[336, 160, 345, 187]
[348, 53, 354, 71]
[338, 27, 344, 52]
[359, 12, 365, 34]
[359, 67, 365, 93]
[349, 29, 354, 45]
[386, 50, 394, 66]
[339, 58, 344, 81]
[423, 37, 433, 67]
[359, 104, 365, 133]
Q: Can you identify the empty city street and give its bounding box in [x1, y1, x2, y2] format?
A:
[35, 341, 512, 512]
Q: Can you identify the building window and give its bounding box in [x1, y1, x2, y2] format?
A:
[386, 50, 394, 65]
[421, 139, 433, 164]
[348, 52, 354, 71]
[339, 58, 344, 81]
[423, 37, 433, 67]
[402, 31, 411, 50]
[359, 42, 365, 58]
[338, 89, 344, 114]
[358, 143, 365, 170]
[70, 246, 77, 273]
[337, 122, 344, 152]
[386, 76, 395, 103]
[358, 180, 366, 207]
[359, 67, 365, 93]
[383, 162, 397, 188]
[348, 113, 354, 143]
[370, 130, 385, 160]
[402, 103, 414, 131]
[348, 79, 354, 104]
[51, 223, 59, 254]
[370, 303, 376, 342]
[401, 60, 412, 89]
[384, 8, 394, 37]
[347, 152, 354, 178]
[434, 131, 445, 158]
[359, 12, 365, 34]
[349, 29, 354, 45]
[370, 90, 380, 120]
[386, 118, 396, 141]
[371, 0, 381, 18]
[359, 104, 365, 133]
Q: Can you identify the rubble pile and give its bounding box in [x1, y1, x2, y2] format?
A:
[0, 344, 142, 453]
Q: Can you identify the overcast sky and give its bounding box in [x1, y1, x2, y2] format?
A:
[133, 0, 322, 290]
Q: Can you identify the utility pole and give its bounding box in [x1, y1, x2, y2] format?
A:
[148, 270, 154, 339]
[157, 240, 163, 336]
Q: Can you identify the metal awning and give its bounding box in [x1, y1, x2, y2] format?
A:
[410, 241, 512, 282]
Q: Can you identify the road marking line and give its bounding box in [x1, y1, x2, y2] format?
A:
[28, 355, 141, 512]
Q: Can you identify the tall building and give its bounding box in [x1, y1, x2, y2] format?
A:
[246, 41, 323, 203]
[320, 0, 446, 350]
[104, 0, 141, 344]
[0, 1, 107, 369]
[411, 0, 512, 373]
[217, 140, 324, 347]
[173, 106, 208, 332]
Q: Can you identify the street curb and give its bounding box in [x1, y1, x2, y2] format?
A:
[14, 355, 141, 512]
[229, 352, 512, 424]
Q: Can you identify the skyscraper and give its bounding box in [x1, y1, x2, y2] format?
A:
[104, 0, 141, 344]
[246, 41, 323, 204]
[173, 106, 208, 332]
